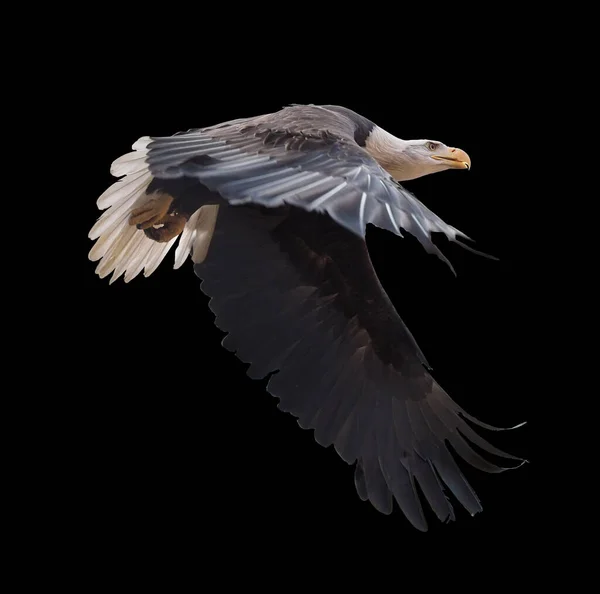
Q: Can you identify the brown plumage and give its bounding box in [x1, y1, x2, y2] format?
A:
[89, 104, 525, 530]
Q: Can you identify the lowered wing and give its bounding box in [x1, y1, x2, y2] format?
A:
[194, 203, 524, 530]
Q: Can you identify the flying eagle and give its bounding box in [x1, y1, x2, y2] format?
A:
[89, 104, 525, 530]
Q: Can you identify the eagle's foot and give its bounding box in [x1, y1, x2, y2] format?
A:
[129, 193, 174, 230]
[142, 213, 188, 243]
[128, 192, 187, 243]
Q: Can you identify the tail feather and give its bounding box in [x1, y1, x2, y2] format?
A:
[143, 237, 179, 278]
[89, 136, 214, 283]
[109, 228, 148, 284]
[96, 168, 150, 211]
[110, 141, 151, 177]
[173, 204, 220, 268]
[174, 208, 203, 269]
[95, 224, 137, 279]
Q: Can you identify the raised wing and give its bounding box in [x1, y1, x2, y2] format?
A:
[145, 105, 472, 272]
[194, 202, 525, 530]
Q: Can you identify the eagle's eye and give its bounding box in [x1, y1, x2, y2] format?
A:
[426, 142, 438, 151]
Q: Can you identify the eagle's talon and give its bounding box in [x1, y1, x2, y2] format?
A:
[129, 193, 174, 229]
[142, 213, 187, 242]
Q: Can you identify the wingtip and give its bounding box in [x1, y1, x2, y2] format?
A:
[453, 228, 473, 242]
[460, 411, 528, 432]
[433, 247, 457, 277]
[453, 238, 499, 261]
[408, 516, 429, 532]
[498, 457, 529, 471]
[492, 419, 527, 431]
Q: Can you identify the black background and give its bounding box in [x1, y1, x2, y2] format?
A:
[76, 15, 542, 576]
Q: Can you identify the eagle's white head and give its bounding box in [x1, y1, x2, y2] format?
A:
[365, 127, 471, 182]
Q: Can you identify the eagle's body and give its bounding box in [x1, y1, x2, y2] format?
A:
[89, 104, 524, 531]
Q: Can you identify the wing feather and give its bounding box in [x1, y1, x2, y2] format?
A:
[92, 106, 524, 528]
[144, 105, 471, 270]
[191, 202, 524, 529]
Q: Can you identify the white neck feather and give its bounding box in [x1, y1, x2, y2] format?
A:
[365, 127, 426, 181]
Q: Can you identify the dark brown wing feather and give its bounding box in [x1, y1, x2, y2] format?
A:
[191, 199, 524, 530]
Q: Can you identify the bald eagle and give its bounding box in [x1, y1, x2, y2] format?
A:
[89, 104, 525, 531]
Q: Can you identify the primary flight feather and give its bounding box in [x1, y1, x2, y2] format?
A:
[89, 104, 525, 530]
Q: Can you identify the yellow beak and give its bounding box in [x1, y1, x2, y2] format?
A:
[431, 147, 471, 170]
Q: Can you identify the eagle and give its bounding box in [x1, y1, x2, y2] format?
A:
[89, 104, 525, 530]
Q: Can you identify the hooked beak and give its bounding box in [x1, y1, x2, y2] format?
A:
[431, 147, 471, 170]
